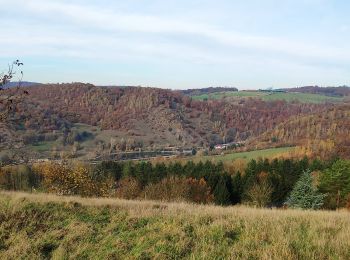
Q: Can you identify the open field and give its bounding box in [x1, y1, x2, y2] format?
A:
[191, 91, 264, 100]
[187, 147, 295, 163]
[27, 141, 57, 153]
[261, 92, 344, 103]
[192, 91, 344, 103]
[0, 191, 349, 259]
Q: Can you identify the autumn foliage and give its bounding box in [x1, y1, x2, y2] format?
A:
[1, 157, 349, 210]
[142, 176, 213, 204]
[115, 177, 142, 200]
[33, 162, 113, 197]
[5, 83, 340, 151]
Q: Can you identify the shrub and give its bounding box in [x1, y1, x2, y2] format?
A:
[143, 176, 213, 204]
[245, 179, 273, 207]
[115, 177, 142, 200]
[0, 152, 11, 166]
[186, 178, 214, 204]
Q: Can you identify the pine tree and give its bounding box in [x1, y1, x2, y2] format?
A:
[286, 170, 325, 209]
[231, 172, 242, 204]
[122, 161, 134, 178]
[213, 176, 231, 205]
[319, 160, 350, 209]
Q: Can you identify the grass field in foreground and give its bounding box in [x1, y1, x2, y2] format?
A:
[192, 91, 344, 103]
[196, 147, 295, 163]
[0, 191, 349, 259]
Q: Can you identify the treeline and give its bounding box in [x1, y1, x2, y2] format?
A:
[286, 85, 350, 97]
[1, 158, 349, 209]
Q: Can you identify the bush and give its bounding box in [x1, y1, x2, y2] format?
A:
[0, 152, 11, 166]
[115, 177, 142, 200]
[143, 176, 213, 204]
[245, 179, 273, 207]
[186, 178, 214, 204]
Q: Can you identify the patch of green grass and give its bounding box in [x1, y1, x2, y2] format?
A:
[192, 91, 344, 104]
[27, 141, 56, 153]
[71, 123, 99, 132]
[261, 92, 343, 103]
[202, 147, 295, 162]
[192, 91, 263, 100]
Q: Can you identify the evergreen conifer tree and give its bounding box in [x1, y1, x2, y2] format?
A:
[213, 176, 231, 205]
[231, 172, 242, 204]
[319, 160, 350, 209]
[286, 170, 325, 209]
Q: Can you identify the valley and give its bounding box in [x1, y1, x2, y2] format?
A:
[2, 2, 350, 259]
[1, 84, 349, 164]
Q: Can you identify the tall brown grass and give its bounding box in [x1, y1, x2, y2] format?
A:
[0, 190, 349, 259]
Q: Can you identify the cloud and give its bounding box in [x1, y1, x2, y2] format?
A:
[7, 0, 347, 64]
[1, 0, 349, 87]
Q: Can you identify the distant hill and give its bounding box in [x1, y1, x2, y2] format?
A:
[285, 85, 350, 97]
[98, 85, 139, 89]
[2, 81, 41, 88]
[2, 83, 326, 144]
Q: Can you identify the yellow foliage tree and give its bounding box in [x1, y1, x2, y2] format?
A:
[33, 162, 113, 197]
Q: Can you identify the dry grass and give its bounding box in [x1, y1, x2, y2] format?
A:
[1, 190, 350, 259]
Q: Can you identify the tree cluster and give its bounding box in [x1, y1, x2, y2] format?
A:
[2, 157, 348, 210]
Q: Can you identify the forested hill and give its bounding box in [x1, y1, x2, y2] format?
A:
[16, 84, 329, 141]
[2, 81, 41, 88]
[0, 83, 349, 161]
[248, 104, 350, 159]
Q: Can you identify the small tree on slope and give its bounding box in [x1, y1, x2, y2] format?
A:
[286, 170, 325, 210]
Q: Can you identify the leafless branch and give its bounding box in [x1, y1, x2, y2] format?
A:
[0, 60, 27, 122]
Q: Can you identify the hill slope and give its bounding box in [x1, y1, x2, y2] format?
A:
[0, 191, 349, 259]
[1, 83, 346, 160]
[248, 105, 350, 158]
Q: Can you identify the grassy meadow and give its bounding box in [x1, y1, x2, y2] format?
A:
[192, 90, 344, 103]
[261, 92, 344, 103]
[0, 191, 349, 259]
[191, 91, 265, 100]
[176, 147, 296, 165]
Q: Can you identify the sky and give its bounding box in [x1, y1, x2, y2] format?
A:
[0, 0, 349, 89]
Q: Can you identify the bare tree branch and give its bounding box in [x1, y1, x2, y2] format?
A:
[0, 60, 27, 122]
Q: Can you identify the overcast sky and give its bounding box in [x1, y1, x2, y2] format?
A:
[0, 0, 349, 89]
